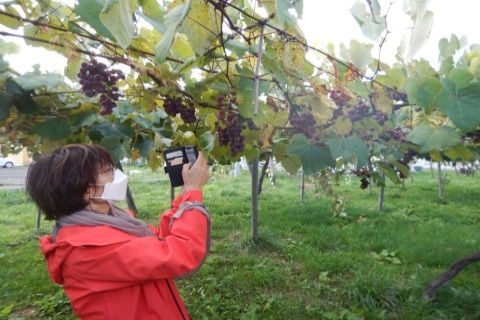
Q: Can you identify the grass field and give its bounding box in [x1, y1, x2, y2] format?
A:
[1, 165, 479, 319]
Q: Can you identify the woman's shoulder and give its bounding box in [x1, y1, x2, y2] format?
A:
[56, 225, 139, 246]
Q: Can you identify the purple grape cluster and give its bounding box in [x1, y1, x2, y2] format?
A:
[353, 167, 371, 189]
[163, 95, 196, 124]
[375, 110, 389, 125]
[379, 127, 407, 142]
[215, 96, 253, 157]
[346, 100, 369, 118]
[386, 87, 408, 103]
[328, 89, 350, 107]
[77, 58, 125, 115]
[289, 112, 317, 139]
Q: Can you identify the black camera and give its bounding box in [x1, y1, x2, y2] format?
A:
[163, 146, 199, 187]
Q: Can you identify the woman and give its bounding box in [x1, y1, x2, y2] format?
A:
[26, 144, 210, 320]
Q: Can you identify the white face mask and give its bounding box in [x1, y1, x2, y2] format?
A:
[92, 169, 128, 205]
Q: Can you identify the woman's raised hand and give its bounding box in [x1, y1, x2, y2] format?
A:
[182, 152, 209, 192]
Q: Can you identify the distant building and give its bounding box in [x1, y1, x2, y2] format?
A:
[8, 148, 31, 166]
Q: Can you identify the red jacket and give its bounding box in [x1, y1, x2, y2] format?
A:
[39, 190, 210, 320]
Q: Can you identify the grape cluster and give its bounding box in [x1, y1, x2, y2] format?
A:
[397, 160, 409, 179]
[386, 87, 408, 103]
[163, 95, 196, 123]
[346, 100, 370, 118]
[77, 58, 125, 115]
[375, 111, 389, 125]
[328, 89, 350, 107]
[397, 148, 417, 178]
[379, 127, 407, 142]
[462, 130, 480, 144]
[353, 167, 371, 189]
[215, 96, 257, 157]
[289, 112, 317, 139]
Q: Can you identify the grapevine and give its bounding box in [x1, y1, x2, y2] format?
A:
[77, 58, 125, 115]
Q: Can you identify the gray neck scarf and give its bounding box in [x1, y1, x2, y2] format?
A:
[52, 206, 155, 242]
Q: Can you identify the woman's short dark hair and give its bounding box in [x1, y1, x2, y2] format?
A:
[26, 144, 115, 220]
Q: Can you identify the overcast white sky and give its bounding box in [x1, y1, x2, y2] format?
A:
[4, 0, 480, 73]
[299, 0, 480, 64]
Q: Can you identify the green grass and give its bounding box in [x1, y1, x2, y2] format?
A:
[1, 166, 480, 319]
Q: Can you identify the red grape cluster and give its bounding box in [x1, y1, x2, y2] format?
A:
[289, 112, 317, 139]
[328, 89, 350, 107]
[346, 100, 370, 118]
[162, 95, 196, 123]
[353, 167, 371, 189]
[77, 58, 125, 115]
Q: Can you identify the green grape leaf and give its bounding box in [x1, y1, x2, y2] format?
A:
[100, 135, 130, 160]
[439, 35, 460, 59]
[340, 40, 373, 71]
[448, 68, 473, 90]
[343, 137, 369, 168]
[276, 0, 296, 28]
[29, 117, 71, 140]
[406, 125, 461, 153]
[288, 134, 335, 176]
[436, 79, 480, 131]
[133, 134, 155, 159]
[0, 5, 24, 29]
[328, 137, 368, 168]
[88, 120, 134, 141]
[14, 72, 64, 90]
[4, 78, 40, 114]
[405, 77, 442, 113]
[154, 0, 192, 62]
[198, 131, 215, 153]
[69, 109, 99, 132]
[224, 38, 248, 58]
[0, 39, 20, 56]
[405, 8, 434, 59]
[0, 92, 14, 123]
[99, 0, 136, 49]
[136, 9, 165, 33]
[76, 0, 115, 40]
[350, 1, 386, 41]
[375, 161, 400, 184]
[137, 0, 165, 27]
[273, 142, 302, 175]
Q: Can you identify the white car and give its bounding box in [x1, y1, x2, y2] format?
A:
[0, 156, 15, 168]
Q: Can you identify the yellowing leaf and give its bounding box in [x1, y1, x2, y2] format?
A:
[444, 144, 474, 161]
[171, 34, 196, 60]
[376, 87, 393, 115]
[258, 124, 275, 150]
[333, 116, 353, 136]
[147, 149, 163, 171]
[171, 0, 220, 56]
